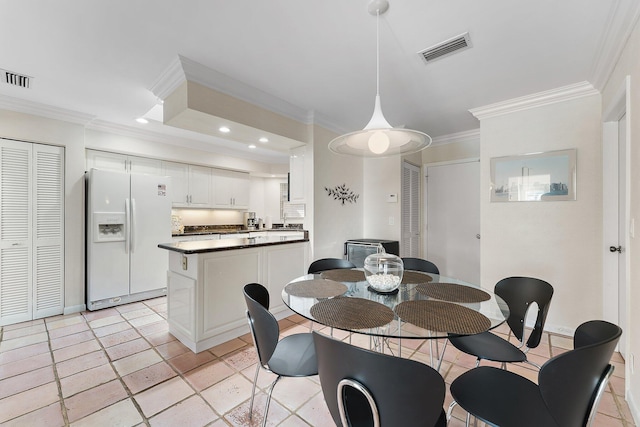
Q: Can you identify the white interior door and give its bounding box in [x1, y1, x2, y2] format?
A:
[0, 139, 33, 325]
[425, 160, 480, 283]
[602, 77, 630, 363]
[617, 113, 628, 356]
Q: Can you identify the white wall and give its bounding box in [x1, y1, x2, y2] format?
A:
[601, 14, 640, 422]
[363, 157, 402, 240]
[312, 125, 363, 259]
[0, 109, 86, 313]
[479, 93, 603, 335]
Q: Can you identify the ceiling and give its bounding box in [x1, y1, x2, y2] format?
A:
[1, 0, 638, 164]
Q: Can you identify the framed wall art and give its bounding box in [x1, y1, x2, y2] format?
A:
[490, 149, 576, 202]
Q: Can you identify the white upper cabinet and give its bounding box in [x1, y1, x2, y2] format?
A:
[86, 150, 162, 175]
[162, 162, 211, 207]
[212, 169, 250, 209]
[289, 145, 305, 202]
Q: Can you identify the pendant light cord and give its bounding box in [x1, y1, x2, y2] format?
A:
[376, 8, 380, 97]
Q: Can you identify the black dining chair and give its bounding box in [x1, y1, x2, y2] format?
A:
[401, 257, 440, 274]
[313, 331, 447, 427]
[244, 283, 318, 427]
[448, 276, 554, 369]
[449, 320, 622, 427]
[308, 258, 356, 274]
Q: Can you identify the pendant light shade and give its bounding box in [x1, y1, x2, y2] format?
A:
[328, 0, 432, 157]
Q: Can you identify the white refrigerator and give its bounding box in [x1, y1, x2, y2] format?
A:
[86, 168, 171, 310]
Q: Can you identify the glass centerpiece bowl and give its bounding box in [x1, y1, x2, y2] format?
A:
[364, 253, 404, 293]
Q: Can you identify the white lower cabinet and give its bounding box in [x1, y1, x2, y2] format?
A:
[165, 241, 309, 352]
[0, 139, 65, 326]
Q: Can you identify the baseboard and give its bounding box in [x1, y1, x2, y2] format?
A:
[627, 388, 640, 426]
[543, 323, 575, 337]
[64, 304, 86, 315]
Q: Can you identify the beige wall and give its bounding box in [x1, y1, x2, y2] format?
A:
[0, 109, 86, 313]
[422, 139, 480, 164]
[479, 94, 603, 335]
[602, 15, 640, 419]
[363, 157, 402, 241]
[85, 128, 286, 175]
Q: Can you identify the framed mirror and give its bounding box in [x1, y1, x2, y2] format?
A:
[490, 149, 576, 202]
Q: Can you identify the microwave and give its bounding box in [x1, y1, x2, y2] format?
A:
[344, 239, 400, 268]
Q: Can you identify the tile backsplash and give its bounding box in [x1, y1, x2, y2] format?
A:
[172, 209, 244, 226]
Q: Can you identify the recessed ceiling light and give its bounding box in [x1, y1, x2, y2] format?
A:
[219, 126, 230, 133]
[259, 137, 269, 143]
[248, 144, 257, 149]
[136, 117, 149, 124]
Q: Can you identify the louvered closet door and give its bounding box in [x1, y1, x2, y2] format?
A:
[401, 161, 421, 257]
[0, 139, 64, 325]
[33, 144, 64, 319]
[0, 139, 33, 325]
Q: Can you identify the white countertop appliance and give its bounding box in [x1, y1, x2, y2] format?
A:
[344, 238, 400, 268]
[86, 168, 171, 310]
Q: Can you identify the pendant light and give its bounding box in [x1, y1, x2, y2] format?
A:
[328, 0, 432, 157]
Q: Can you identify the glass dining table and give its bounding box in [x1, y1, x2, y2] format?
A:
[281, 269, 509, 364]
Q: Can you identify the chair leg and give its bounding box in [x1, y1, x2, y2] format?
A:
[249, 363, 260, 419]
[525, 359, 541, 370]
[262, 375, 281, 427]
[446, 401, 457, 421]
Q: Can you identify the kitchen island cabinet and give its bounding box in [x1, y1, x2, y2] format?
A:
[159, 236, 309, 352]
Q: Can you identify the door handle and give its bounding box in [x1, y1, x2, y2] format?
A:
[609, 246, 622, 253]
[476, 234, 481, 240]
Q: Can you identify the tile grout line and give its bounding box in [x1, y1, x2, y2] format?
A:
[81, 309, 154, 426]
[45, 318, 71, 427]
[101, 304, 229, 425]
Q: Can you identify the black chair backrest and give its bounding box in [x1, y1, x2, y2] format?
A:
[243, 283, 278, 367]
[244, 282, 270, 309]
[401, 257, 440, 274]
[313, 331, 446, 427]
[538, 320, 621, 427]
[308, 258, 356, 274]
[494, 276, 554, 348]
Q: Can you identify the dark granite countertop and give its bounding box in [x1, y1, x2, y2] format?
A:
[159, 235, 309, 254]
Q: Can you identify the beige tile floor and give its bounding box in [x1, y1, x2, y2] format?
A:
[0, 296, 635, 426]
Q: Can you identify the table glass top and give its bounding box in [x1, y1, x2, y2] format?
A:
[282, 272, 509, 339]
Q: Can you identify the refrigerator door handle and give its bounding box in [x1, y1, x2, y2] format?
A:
[125, 198, 130, 254]
[131, 198, 136, 253]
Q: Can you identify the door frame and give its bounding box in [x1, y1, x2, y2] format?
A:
[602, 76, 631, 366]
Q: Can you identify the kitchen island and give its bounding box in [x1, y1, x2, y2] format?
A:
[159, 235, 309, 352]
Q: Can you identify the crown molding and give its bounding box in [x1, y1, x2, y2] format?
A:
[0, 94, 95, 124]
[590, 0, 640, 90]
[431, 129, 480, 146]
[150, 55, 312, 125]
[148, 56, 185, 101]
[470, 81, 599, 121]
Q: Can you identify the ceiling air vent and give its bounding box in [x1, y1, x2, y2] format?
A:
[418, 32, 472, 64]
[1, 69, 32, 88]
